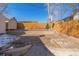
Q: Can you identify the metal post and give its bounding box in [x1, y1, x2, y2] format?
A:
[48, 3, 52, 30]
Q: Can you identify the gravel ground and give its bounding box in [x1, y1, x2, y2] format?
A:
[6, 30, 79, 56]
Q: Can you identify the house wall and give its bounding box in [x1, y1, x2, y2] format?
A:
[8, 20, 17, 30]
[0, 14, 8, 33]
[0, 22, 6, 33]
[0, 19, 6, 33]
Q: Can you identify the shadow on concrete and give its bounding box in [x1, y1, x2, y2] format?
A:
[7, 23, 26, 36]
[7, 29, 25, 36]
[18, 35, 55, 56]
[4, 34, 55, 56]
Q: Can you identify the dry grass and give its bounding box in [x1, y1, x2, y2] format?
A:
[53, 20, 79, 37]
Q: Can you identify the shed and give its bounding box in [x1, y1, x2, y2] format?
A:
[8, 17, 17, 30]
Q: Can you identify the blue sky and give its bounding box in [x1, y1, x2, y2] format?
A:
[4, 3, 79, 22]
[4, 3, 48, 22]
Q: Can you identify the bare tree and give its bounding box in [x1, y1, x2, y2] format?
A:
[68, 4, 77, 16]
[0, 3, 8, 14]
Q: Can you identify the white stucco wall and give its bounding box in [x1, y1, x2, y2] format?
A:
[0, 21, 6, 33]
[0, 14, 6, 33]
[73, 12, 79, 20]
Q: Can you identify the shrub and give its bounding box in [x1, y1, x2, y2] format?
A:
[45, 23, 50, 29]
[52, 23, 54, 28]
